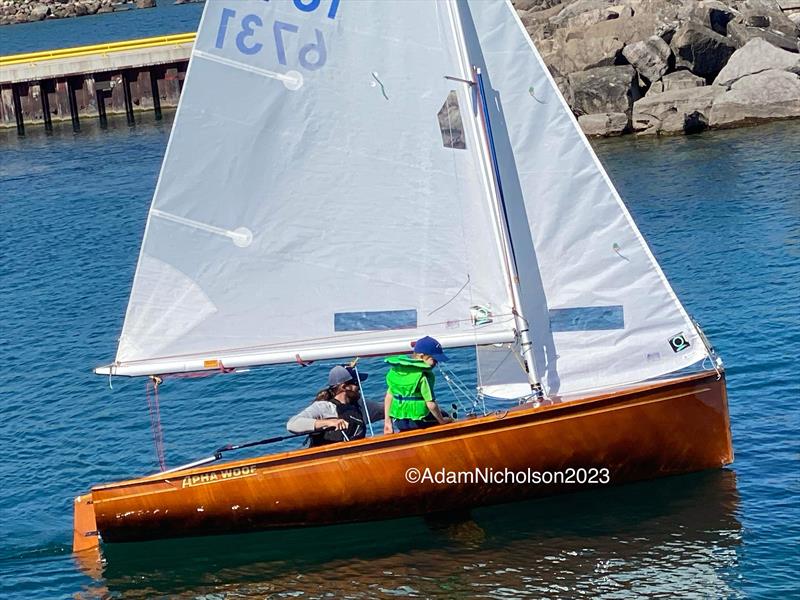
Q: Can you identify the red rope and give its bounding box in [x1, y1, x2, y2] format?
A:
[145, 378, 167, 471]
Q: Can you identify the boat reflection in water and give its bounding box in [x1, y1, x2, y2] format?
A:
[80, 469, 741, 598]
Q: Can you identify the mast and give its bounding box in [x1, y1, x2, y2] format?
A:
[445, 0, 542, 394]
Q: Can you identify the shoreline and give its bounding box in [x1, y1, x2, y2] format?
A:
[1, 0, 799, 138]
[0, 0, 166, 25]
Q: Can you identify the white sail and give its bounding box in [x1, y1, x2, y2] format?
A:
[462, 0, 710, 397]
[103, 0, 517, 377]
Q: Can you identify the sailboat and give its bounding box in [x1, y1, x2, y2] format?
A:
[73, 0, 733, 553]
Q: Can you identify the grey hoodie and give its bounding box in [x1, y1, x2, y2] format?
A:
[286, 398, 385, 434]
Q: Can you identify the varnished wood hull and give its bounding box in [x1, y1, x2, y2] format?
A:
[74, 371, 733, 549]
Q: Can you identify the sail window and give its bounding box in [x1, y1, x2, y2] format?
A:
[437, 90, 466, 150]
[334, 310, 418, 332]
[549, 306, 625, 332]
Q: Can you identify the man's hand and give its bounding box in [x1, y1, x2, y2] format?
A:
[317, 418, 348, 431]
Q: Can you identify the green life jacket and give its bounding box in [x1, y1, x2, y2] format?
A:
[385, 355, 435, 420]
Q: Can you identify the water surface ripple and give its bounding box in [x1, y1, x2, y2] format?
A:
[1, 113, 798, 598]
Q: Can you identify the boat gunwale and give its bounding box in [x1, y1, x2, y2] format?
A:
[91, 369, 726, 494]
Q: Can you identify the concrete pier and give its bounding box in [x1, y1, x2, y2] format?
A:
[0, 33, 195, 133]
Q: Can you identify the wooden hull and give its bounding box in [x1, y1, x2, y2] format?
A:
[73, 371, 733, 550]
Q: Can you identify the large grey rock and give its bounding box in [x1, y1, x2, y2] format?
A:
[622, 35, 672, 82]
[671, 22, 737, 80]
[549, 66, 574, 107]
[710, 69, 800, 125]
[581, 12, 680, 46]
[647, 70, 707, 95]
[729, 0, 799, 38]
[568, 65, 641, 115]
[632, 86, 726, 133]
[578, 112, 629, 136]
[696, 0, 738, 36]
[516, 0, 564, 10]
[541, 35, 624, 75]
[136, 0, 156, 8]
[715, 38, 800, 86]
[727, 21, 799, 53]
[29, 3, 49, 20]
[550, 0, 611, 28]
[518, 3, 564, 41]
[571, 3, 634, 27]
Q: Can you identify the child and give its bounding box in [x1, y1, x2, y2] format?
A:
[383, 336, 453, 433]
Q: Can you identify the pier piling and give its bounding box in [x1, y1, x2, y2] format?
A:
[122, 70, 135, 126]
[40, 81, 53, 132]
[150, 69, 162, 121]
[67, 78, 80, 132]
[95, 81, 110, 129]
[11, 83, 24, 136]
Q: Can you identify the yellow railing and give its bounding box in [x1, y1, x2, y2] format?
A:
[0, 32, 197, 67]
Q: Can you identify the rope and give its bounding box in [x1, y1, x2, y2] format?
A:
[440, 364, 486, 417]
[145, 376, 167, 471]
[353, 363, 375, 437]
[441, 369, 468, 417]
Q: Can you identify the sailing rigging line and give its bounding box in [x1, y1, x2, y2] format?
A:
[158, 428, 332, 475]
[427, 275, 470, 316]
[145, 376, 167, 471]
[353, 363, 375, 437]
[440, 364, 485, 416]
[441, 371, 469, 416]
[693, 318, 723, 380]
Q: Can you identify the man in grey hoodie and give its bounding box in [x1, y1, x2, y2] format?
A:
[287, 365, 385, 445]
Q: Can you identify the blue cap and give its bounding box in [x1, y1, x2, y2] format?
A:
[327, 365, 368, 387]
[413, 336, 448, 362]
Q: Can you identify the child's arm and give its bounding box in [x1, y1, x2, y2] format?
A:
[426, 401, 453, 424]
[383, 391, 394, 434]
[420, 372, 451, 424]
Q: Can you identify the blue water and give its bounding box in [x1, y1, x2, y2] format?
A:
[2, 111, 798, 600]
[0, 2, 204, 55]
[2, 8, 800, 600]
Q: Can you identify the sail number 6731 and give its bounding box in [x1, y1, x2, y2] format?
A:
[215, 1, 339, 71]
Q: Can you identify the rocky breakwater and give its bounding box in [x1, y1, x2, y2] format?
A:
[515, 0, 800, 136]
[0, 0, 156, 26]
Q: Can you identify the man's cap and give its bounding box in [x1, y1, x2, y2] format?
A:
[327, 365, 368, 387]
[412, 336, 449, 362]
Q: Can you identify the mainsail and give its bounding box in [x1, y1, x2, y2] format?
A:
[100, 0, 711, 397]
[461, 0, 710, 397]
[101, 0, 518, 377]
